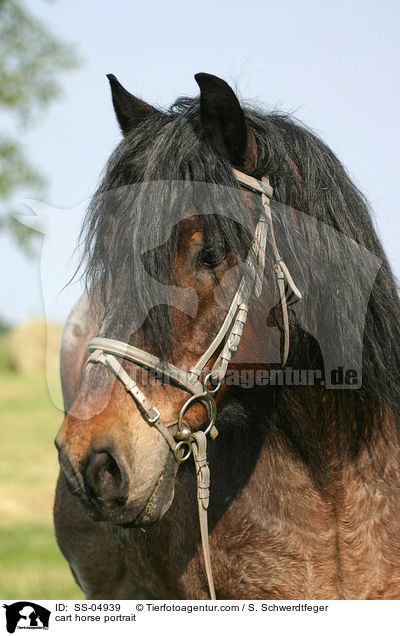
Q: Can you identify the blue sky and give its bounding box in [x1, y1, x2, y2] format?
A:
[1, 0, 399, 324]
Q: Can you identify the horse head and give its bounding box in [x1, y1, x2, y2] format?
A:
[55, 73, 288, 528]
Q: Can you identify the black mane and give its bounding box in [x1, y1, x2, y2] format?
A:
[80, 95, 400, 464]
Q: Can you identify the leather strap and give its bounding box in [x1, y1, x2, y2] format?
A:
[191, 431, 216, 600]
[89, 349, 161, 423]
[232, 169, 273, 197]
[88, 338, 204, 396]
[188, 203, 270, 381]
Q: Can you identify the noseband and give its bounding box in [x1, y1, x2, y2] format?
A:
[86, 169, 302, 599]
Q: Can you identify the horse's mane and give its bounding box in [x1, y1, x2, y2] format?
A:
[80, 96, 400, 472]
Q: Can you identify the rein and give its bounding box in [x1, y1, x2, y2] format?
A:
[86, 169, 302, 599]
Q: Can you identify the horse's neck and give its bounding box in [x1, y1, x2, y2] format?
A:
[209, 387, 398, 496]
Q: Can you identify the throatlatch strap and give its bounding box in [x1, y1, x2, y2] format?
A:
[233, 171, 302, 366]
[259, 184, 302, 366]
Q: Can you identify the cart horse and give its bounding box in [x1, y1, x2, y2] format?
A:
[54, 73, 400, 599]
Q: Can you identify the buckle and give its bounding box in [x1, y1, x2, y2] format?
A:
[146, 407, 160, 424]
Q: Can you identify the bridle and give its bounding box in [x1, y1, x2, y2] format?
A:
[86, 169, 302, 599]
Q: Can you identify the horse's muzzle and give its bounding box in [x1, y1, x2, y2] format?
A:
[55, 438, 177, 526]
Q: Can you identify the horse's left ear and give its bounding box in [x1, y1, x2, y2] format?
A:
[194, 73, 257, 170]
[107, 74, 158, 136]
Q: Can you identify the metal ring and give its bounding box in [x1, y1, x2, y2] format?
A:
[178, 392, 217, 437]
[204, 372, 222, 395]
[178, 392, 206, 428]
[202, 395, 217, 436]
[174, 440, 192, 463]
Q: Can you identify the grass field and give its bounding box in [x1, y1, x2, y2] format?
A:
[0, 341, 83, 599]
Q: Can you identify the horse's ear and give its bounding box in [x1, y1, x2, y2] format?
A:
[107, 74, 158, 136]
[194, 73, 257, 170]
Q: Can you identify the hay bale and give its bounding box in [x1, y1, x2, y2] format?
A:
[7, 319, 63, 373]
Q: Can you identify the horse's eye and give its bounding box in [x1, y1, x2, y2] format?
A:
[199, 243, 227, 268]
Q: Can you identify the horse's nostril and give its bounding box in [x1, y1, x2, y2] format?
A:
[85, 451, 128, 505]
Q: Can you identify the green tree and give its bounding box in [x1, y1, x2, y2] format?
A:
[0, 0, 79, 256]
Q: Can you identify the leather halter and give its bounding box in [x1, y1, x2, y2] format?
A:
[85, 169, 302, 600]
